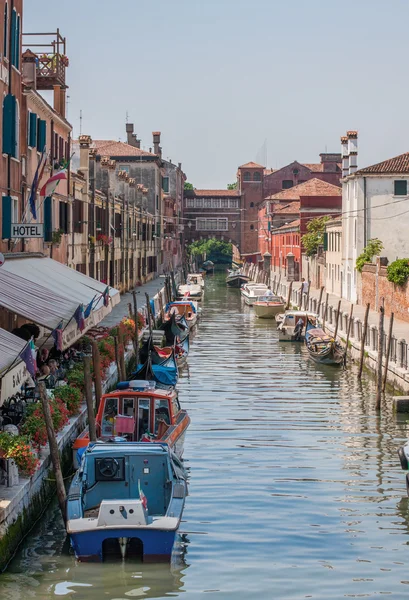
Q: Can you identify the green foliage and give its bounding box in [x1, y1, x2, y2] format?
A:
[301, 216, 330, 256]
[355, 238, 384, 272]
[227, 182, 237, 190]
[53, 385, 82, 416]
[184, 182, 194, 190]
[66, 364, 85, 392]
[386, 258, 409, 286]
[187, 239, 233, 264]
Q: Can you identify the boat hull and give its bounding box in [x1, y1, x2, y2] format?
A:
[69, 528, 177, 562]
[226, 275, 249, 288]
[254, 303, 285, 319]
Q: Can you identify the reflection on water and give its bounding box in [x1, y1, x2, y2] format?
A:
[1, 273, 409, 599]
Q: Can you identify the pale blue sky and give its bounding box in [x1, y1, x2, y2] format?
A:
[24, 0, 409, 188]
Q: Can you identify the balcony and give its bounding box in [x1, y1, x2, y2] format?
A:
[23, 29, 68, 90]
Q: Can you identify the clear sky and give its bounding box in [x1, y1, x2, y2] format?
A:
[23, 0, 409, 188]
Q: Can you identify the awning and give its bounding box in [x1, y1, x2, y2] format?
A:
[0, 328, 30, 404]
[0, 256, 120, 349]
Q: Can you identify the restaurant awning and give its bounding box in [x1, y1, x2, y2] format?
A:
[0, 328, 29, 404]
[0, 256, 120, 349]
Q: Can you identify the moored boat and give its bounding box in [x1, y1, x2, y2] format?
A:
[226, 271, 250, 288]
[253, 295, 285, 319]
[304, 320, 344, 365]
[276, 310, 319, 342]
[164, 301, 198, 329]
[177, 283, 203, 301]
[66, 441, 187, 562]
[186, 273, 205, 288]
[73, 377, 190, 462]
[202, 260, 214, 272]
[241, 282, 269, 306]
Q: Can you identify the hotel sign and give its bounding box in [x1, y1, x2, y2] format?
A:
[11, 223, 44, 238]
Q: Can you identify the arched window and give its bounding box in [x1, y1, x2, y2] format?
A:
[253, 171, 261, 181]
[250, 224, 254, 230]
[243, 172, 251, 181]
[250, 202, 254, 208]
[3, 3, 8, 58]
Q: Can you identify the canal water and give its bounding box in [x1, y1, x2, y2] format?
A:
[1, 273, 409, 599]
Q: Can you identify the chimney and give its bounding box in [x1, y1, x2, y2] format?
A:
[347, 131, 358, 175]
[79, 135, 92, 191]
[341, 136, 349, 177]
[22, 50, 37, 89]
[126, 123, 141, 148]
[153, 132, 161, 157]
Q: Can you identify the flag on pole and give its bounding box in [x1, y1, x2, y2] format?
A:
[51, 322, 64, 351]
[74, 304, 85, 332]
[84, 297, 95, 319]
[102, 286, 110, 307]
[20, 340, 37, 378]
[40, 169, 67, 199]
[27, 149, 47, 220]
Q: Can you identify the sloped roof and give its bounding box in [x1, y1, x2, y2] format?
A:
[193, 189, 240, 197]
[273, 201, 301, 214]
[93, 140, 154, 157]
[266, 178, 342, 201]
[275, 219, 300, 231]
[354, 152, 409, 175]
[239, 161, 265, 169]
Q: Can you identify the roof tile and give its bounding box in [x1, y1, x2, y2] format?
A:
[93, 140, 154, 157]
[354, 152, 409, 175]
[265, 178, 342, 201]
[193, 189, 241, 197]
[239, 161, 265, 169]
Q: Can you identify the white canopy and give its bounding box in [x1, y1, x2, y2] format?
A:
[0, 256, 120, 349]
[0, 328, 29, 404]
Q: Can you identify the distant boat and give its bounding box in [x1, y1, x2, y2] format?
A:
[66, 441, 188, 562]
[226, 271, 250, 288]
[304, 320, 344, 365]
[241, 282, 269, 306]
[202, 260, 214, 272]
[253, 295, 285, 319]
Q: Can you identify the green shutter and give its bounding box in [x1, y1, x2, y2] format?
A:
[37, 119, 46, 152]
[323, 232, 328, 251]
[394, 180, 407, 196]
[3, 3, 8, 58]
[15, 15, 20, 70]
[29, 112, 37, 147]
[44, 197, 52, 242]
[268, 220, 271, 232]
[10, 9, 16, 66]
[2, 196, 12, 239]
[2, 94, 16, 155]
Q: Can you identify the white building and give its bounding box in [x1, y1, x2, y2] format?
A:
[325, 217, 342, 297]
[341, 132, 409, 302]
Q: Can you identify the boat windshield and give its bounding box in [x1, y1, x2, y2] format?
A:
[154, 399, 171, 434]
[101, 397, 118, 437]
[259, 295, 281, 302]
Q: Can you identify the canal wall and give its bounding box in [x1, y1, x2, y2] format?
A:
[276, 277, 409, 393]
[0, 274, 179, 571]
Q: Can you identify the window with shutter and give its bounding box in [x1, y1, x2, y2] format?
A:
[73, 199, 83, 233]
[54, 132, 58, 160]
[59, 201, 69, 234]
[2, 94, 16, 156]
[3, 3, 8, 58]
[162, 176, 169, 193]
[59, 136, 64, 162]
[15, 14, 20, 69]
[37, 120, 46, 152]
[2, 196, 12, 240]
[394, 180, 407, 196]
[28, 112, 37, 148]
[115, 212, 121, 237]
[10, 9, 16, 66]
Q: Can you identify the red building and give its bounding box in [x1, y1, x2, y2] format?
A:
[237, 161, 265, 260]
[259, 178, 341, 276]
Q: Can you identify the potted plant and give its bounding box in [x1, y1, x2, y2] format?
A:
[51, 229, 64, 246]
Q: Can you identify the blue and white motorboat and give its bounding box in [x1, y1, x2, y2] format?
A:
[66, 442, 188, 562]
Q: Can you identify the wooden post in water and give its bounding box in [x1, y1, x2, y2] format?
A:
[383, 312, 394, 393]
[298, 282, 303, 310]
[276, 273, 281, 296]
[376, 298, 385, 410]
[322, 292, 329, 331]
[358, 303, 370, 380]
[91, 340, 102, 413]
[317, 286, 324, 316]
[305, 280, 311, 311]
[273, 275, 277, 294]
[145, 293, 153, 335]
[132, 290, 140, 366]
[344, 304, 354, 365]
[38, 382, 66, 522]
[333, 299, 342, 339]
[286, 281, 293, 310]
[83, 355, 97, 442]
[118, 330, 126, 381]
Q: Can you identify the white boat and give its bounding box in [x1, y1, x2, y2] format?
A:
[254, 295, 285, 319]
[241, 282, 269, 306]
[276, 310, 319, 341]
[187, 273, 205, 288]
[177, 283, 203, 301]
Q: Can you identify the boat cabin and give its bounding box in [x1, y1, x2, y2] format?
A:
[166, 301, 197, 322]
[187, 273, 204, 287]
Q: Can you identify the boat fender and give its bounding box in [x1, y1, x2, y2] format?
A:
[398, 446, 409, 470]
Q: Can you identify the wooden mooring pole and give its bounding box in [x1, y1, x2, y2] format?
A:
[376, 298, 385, 410]
[304, 280, 311, 311]
[118, 330, 127, 381]
[333, 299, 342, 339]
[344, 304, 354, 366]
[322, 292, 329, 331]
[84, 355, 97, 442]
[38, 382, 66, 522]
[382, 312, 394, 393]
[91, 340, 102, 413]
[317, 286, 324, 316]
[285, 281, 293, 310]
[358, 303, 370, 380]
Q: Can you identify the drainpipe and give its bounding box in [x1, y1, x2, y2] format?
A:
[363, 176, 367, 247]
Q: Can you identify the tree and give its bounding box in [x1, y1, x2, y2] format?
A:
[301, 216, 330, 256]
[187, 239, 233, 264]
[227, 182, 237, 190]
[184, 182, 194, 190]
[356, 238, 384, 272]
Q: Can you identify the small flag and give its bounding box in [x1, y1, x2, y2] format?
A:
[84, 297, 94, 319]
[51, 322, 64, 351]
[27, 149, 47, 220]
[138, 480, 148, 510]
[40, 169, 67, 199]
[103, 286, 110, 307]
[20, 340, 37, 378]
[74, 304, 85, 332]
